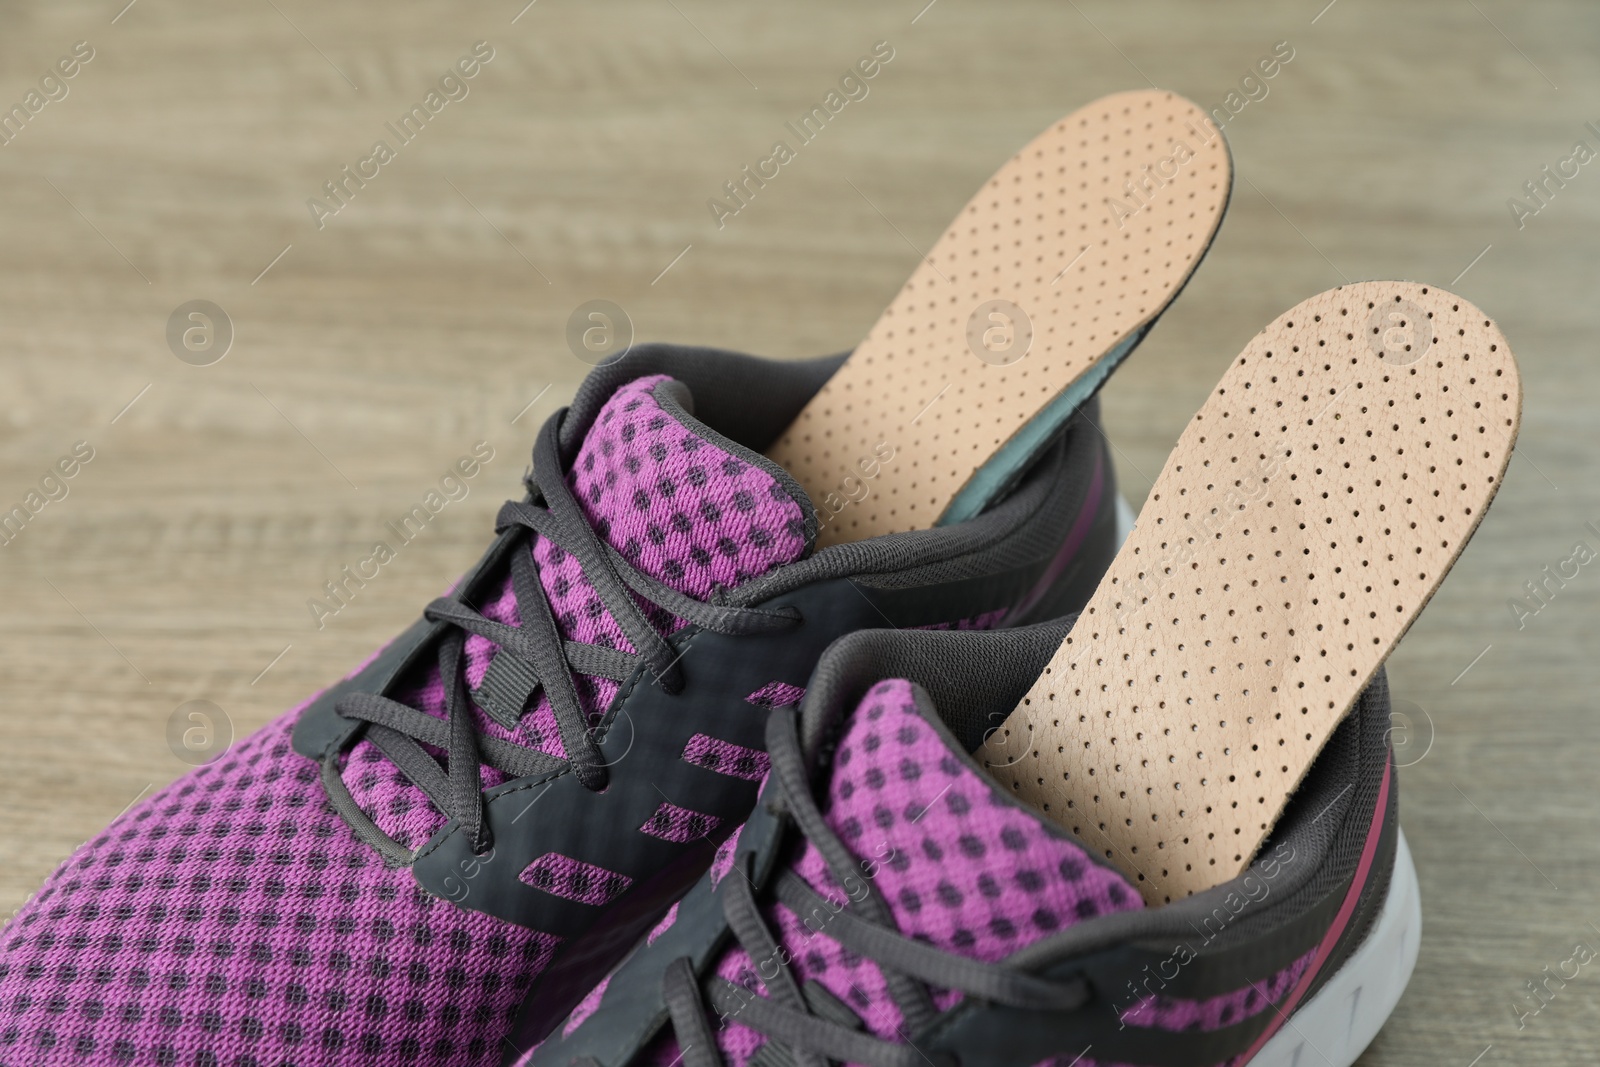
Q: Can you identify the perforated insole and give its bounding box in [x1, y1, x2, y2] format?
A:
[984, 282, 1521, 904]
[767, 90, 1231, 548]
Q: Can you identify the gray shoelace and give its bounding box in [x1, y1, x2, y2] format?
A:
[335, 410, 801, 853]
[655, 707, 1091, 1067]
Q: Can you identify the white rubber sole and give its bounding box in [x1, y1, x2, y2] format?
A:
[1251, 829, 1421, 1067]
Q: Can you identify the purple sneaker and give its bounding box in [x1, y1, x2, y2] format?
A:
[523, 621, 1418, 1067]
[0, 344, 1129, 1067]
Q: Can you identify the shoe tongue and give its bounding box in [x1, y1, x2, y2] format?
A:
[569, 374, 815, 596]
[803, 678, 1145, 960]
[679, 680, 1145, 1066]
[340, 374, 814, 851]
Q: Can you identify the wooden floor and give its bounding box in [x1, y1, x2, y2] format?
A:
[0, 1, 1596, 1062]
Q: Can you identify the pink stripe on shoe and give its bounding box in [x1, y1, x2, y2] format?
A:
[1238, 758, 1393, 1062]
[1004, 446, 1106, 623]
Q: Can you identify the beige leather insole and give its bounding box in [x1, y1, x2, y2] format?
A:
[768, 90, 1230, 548]
[984, 282, 1521, 903]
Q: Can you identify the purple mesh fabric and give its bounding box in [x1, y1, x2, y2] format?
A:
[682, 735, 770, 782]
[0, 711, 560, 1067]
[639, 803, 721, 845]
[574, 380, 810, 597]
[744, 682, 806, 710]
[342, 374, 811, 852]
[562, 975, 612, 1039]
[707, 824, 747, 889]
[1119, 948, 1314, 1032]
[636, 679, 1144, 1066]
[339, 738, 459, 854]
[646, 903, 679, 947]
[517, 854, 633, 908]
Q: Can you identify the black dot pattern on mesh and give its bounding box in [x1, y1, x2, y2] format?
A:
[0, 712, 560, 1066]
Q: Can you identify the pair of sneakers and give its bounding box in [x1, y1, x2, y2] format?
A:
[0, 90, 1519, 1067]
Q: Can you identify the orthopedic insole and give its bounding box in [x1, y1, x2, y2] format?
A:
[984, 281, 1521, 903]
[767, 89, 1231, 548]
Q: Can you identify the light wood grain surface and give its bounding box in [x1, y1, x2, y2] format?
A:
[0, 2, 1595, 1064]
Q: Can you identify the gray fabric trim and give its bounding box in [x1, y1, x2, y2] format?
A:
[473, 648, 538, 729]
[560, 340, 1103, 609]
[796, 619, 1080, 761]
[730, 398, 1102, 607]
[560, 343, 849, 457]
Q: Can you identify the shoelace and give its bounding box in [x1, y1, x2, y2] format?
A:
[653, 707, 1092, 1067]
[335, 410, 802, 853]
